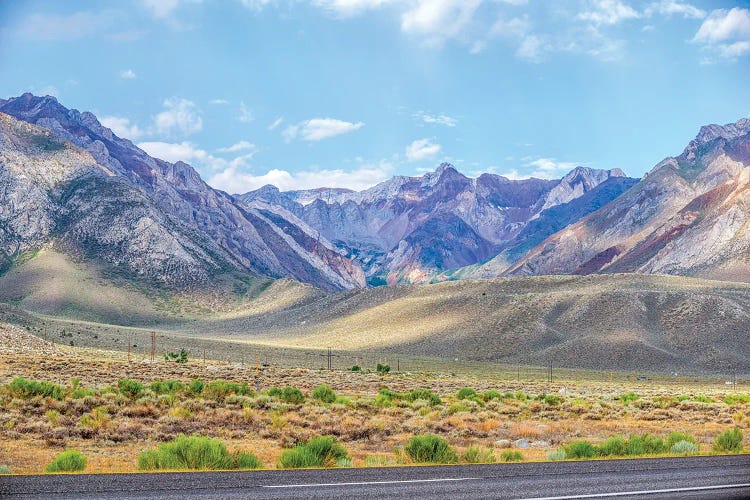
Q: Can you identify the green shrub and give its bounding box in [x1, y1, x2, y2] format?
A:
[619, 392, 639, 405]
[461, 446, 496, 463]
[267, 387, 282, 398]
[350, 365, 361, 372]
[563, 441, 597, 459]
[481, 390, 502, 401]
[188, 379, 205, 395]
[713, 427, 743, 453]
[547, 449, 566, 461]
[723, 394, 750, 405]
[404, 434, 458, 464]
[150, 380, 186, 395]
[71, 388, 96, 399]
[0, 464, 11, 474]
[405, 388, 442, 406]
[277, 436, 349, 469]
[692, 394, 715, 403]
[311, 385, 336, 404]
[280, 386, 305, 404]
[542, 394, 562, 405]
[503, 391, 528, 401]
[500, 450, 523, 462]
[670, 440, 699, 455]
[667, 432, 696, 448]
[236, 453, 264, 470]
[457, 387, 477, 400]
[624, 434, 665, 456]
[117, 379, 144, 399]
[9, 377, 64, 400]
[45, 450, 86, 473]
[137, 435, 261, 470]
[204, 380, 253, 400]
[597, 436, 626, 457]
[376, 363, 391, 375]
[164, 348, 189, 363]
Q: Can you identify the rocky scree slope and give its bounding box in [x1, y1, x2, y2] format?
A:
[0, 94, 364, 291]
[239, 163, 633, 284]
[505, 118, 750, 282]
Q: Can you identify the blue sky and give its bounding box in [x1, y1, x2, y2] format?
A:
[1, 0, 749, 193]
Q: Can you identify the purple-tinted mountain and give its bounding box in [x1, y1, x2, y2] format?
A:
[239, 163, 632, 284]
[0, 94, 365, 291]
[505, 118, 750, 282]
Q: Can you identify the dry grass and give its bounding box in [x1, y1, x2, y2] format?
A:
[0, 347, 747, 474]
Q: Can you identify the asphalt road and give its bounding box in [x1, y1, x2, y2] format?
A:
[1, 455, 749, 499]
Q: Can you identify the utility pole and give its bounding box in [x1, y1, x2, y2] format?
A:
[127, 333, 132, 363]
[150, 332, 156, 363]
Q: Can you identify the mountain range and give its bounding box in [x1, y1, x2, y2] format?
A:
[0, 93, 748, 298]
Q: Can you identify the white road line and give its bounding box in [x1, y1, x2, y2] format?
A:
[520, 482, 750, 500]
[263, 477, 481, 488]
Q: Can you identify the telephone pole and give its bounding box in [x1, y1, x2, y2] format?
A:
[150, 332, 156, 363]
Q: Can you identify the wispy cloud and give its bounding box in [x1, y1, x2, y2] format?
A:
[268, 116, 284, 130]
[217, 140, 257, 154]
[645, 1, 705, 19]
[693, 7, 750, 60]
[208, 160, 394, 193]
[238, 101, 254, 123]
[520, 156, 580, 179]
[283, 118, 364, 142]
[138, 140, 255, 174]
[414, 111, 458, 127]
[577, 0, 640, 26]
[100, 116, 144, 140]
[209, 99, 229, 105]
[405, 138, 441, 162]
[119, 69, 137, 79]
[153, 97, 203, 137]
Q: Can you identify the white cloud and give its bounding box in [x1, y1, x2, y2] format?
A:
[693, 8, 750, 60]
[238, 101, 254, 123]
[33, 85, 59, 98]
[153, 97, 203, 137]
[268, 116, 284, 130]
[523, 157, 580, 179]
[516, 35, 544, 62]
[209, 99, 229, 105]
[138, 141, 254, 173]
[240, 0, 276, 11]
[100, 116, 144, 140]
[119, 69, 137, 79]
[577, 0, 640, 26]
[283, 118, 364, 142]
[645, 1, 705, 19]
[310, 0, 394, 17]
[143, 0, 179, 18]
[414, 111, 458, 127]
[208, 160, 394, 193]
[15, 11, 114, 40]
[405, 138, 441, 162]
[217, 140, 257, 153]
[401, 0, 483, 47]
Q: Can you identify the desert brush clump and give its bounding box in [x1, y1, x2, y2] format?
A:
[404, 434, 458, 464]
[9, 377, 65, 400]
[456, 387, 477, 400]
[670, 440, 699, 455]
[619, 392, 639, 405]
[137, 434, 263, 470]
[500, 450, 523, 462]
[461, 446, 496, 463]
[117, 379, 144, 399]
[45, 450, 87, 472]
[277, 436, 349, 469]
[562, 440, 598, 459]
[203, 380, 253, 401]
[311, 385, 337, 403]
[713, 427, 743, 453]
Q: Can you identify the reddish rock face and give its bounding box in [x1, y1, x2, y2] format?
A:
[240, 163, 631, 284]
[507, 118, 750, 282]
